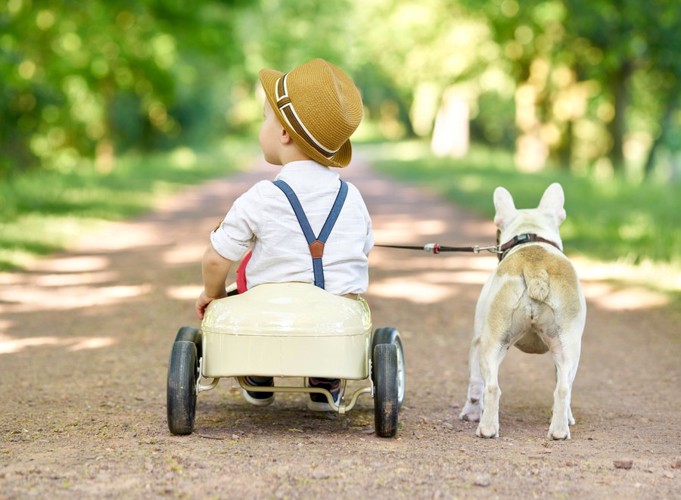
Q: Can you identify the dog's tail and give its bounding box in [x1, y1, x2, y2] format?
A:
[523, 268, 550, 302]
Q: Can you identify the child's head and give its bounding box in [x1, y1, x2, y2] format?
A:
[259, 59, 363, 168]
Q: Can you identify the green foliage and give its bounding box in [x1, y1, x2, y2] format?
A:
[3, 0, 681, 179]
[5, 1, 679, 227]
[0, 0, 248, 175]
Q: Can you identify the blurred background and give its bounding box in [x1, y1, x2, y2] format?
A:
[4, 0, 681, 178]
[1, 0, 680, 294]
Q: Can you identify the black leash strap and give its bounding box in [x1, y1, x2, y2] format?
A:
[375, 243, 500, 255]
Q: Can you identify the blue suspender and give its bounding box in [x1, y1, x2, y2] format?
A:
[272, 179, 348, 289]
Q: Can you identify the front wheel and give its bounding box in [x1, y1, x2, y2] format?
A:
[373, 343, 399, 438]
[167, 340, 198, 435]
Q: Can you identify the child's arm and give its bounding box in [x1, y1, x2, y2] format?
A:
[195, 245, 233, 319]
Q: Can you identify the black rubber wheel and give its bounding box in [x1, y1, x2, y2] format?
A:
[373, 343, 399, 438]
[167, 340, 198, 435]
[372, 327, 405, 409]
[174, 326, 201, 359]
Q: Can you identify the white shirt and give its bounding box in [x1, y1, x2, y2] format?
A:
[210, 161, 374, 294]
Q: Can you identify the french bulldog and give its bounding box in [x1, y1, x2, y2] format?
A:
[460, 183, 586, 439]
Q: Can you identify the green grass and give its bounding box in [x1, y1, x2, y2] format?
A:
[0, 140, 257, 270]
[364, 140, 681, 300]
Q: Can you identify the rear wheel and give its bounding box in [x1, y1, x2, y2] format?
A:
[372, 327, 405, 408]
[373, 343, 399, 438]
[167, 340, 198, 435]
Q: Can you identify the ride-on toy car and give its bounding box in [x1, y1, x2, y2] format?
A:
[167, 282, 405, 437]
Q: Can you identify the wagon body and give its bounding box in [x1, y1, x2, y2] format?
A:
[200, 283, 372, 379]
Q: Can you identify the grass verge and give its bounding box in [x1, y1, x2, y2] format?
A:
[0, 141, 257, 271]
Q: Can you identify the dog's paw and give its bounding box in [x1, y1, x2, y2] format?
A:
[476, 423, 499, 439]
[460, 410, 481, 422]
[548, 425, 571, 440]
[549, 410, 572, 439]
[459, 399, 482, 422]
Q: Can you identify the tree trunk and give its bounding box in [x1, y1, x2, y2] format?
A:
[555, 120, 573, 170]
[643, 90, 680, 180]
[607, 60, 633, 174]
[431, 88, 470, 158]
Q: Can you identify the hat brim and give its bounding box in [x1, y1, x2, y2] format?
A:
[259, 68, 353, 168]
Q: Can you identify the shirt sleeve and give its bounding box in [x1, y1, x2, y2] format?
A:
[349, 182, 374, 255]
[209, 183, 264, 261]
[364, 216, 374, 255]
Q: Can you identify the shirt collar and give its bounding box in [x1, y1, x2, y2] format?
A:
[276, 160, 339, 186]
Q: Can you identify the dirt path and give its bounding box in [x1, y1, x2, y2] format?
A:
[1, 155, 680, 499]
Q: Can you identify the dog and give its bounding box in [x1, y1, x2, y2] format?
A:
[459, 183, 586, 440]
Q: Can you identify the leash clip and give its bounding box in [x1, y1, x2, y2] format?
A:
[476, 245, 502, 254]
[424, 243, 441, 254]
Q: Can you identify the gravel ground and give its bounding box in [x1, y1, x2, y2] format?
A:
[1, 155, 680, 498]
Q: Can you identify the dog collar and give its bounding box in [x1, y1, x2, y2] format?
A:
[498, 233, 562, 262]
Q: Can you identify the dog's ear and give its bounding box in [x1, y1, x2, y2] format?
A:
[538, 183, 566, 224]
[493, 187, 517, 229]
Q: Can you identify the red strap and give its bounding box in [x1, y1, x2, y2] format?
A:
[236, 250, 252, 294]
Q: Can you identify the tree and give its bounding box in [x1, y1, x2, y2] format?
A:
[0, 0, 248, 175]
[637, 0, 681, 179]
[563, 0, 681, 177]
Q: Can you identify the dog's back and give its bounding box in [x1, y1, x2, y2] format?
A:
[497, 245, 582, 354]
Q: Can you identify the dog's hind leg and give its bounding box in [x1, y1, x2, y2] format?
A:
[547, 337, 581, 440]
[476, 337, 508, 438]
[460, 336, 484, 422]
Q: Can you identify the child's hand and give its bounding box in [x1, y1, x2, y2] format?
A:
[195, 290, 225, 320]
[197, 246, 233, 319]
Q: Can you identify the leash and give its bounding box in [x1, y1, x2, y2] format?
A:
[376, 232, 562, 260]
[375, 243, 501, 255]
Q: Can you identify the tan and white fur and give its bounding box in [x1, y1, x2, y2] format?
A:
[460, 183, 586, 440]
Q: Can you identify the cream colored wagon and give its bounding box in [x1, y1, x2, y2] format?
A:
[166, 283, 405, 437]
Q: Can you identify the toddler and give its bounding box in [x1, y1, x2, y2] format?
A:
[195, 59, 373, 411]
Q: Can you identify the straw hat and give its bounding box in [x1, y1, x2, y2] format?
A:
[259, 59, 363, 168]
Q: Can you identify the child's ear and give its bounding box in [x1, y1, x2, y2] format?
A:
[280, 128, 294, 145]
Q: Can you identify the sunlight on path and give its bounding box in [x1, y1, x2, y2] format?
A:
[0, 156, 675, 360]
[582, 282, 670, 310]
[0, 334, 115, 354]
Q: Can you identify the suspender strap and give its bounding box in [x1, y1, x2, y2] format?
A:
[272, 179, 348, 289]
